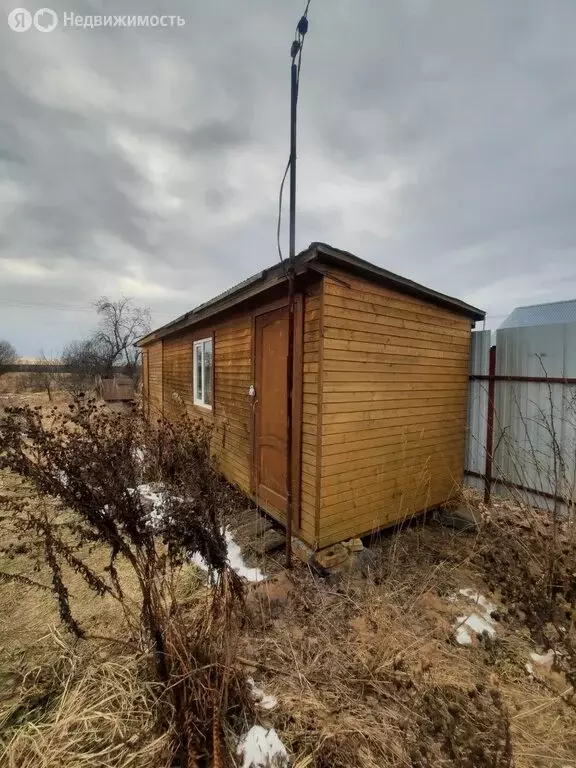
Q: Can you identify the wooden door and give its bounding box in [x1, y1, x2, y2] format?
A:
[254, 305, 290, 515]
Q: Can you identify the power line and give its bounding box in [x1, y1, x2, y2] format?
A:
[0, 299, 182, 316]
[0, 300, 93, 312]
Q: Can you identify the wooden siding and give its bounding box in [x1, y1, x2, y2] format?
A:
[155, 320, 253, 496]
[300, 286, 322, 547]
[162, 334, 192, 420]
[141, 270, 475, 551]
[213, 317, 252, 496]
[318, 271, 472, 548]
[148, 341, 163, 419]
[141, 291, 319, 549]
[142, 348, 149, 417]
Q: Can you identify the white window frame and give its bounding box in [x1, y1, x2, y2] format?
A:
[193, 337, 213, 410]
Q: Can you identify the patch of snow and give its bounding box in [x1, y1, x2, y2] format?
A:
[529, 649, 555, 673]
[127, 483, 266, 583]
[128, 484, 168, 529]
[225, 528, 265, 582]
[455, 625, 473, 646]
[191, 527, 265, 583]
[458, 588, 497, 616]
[460, 612, 497, 638]
[54, 470, 69, 487]
[237, 726, 289, 768]
[247, 677, 278, 711]
[189, 550, 212, 573]
[453, 587, 498, 645]
[530, 649, 555, 665]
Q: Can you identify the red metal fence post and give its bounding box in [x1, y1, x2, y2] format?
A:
[484, 344, 497, 506]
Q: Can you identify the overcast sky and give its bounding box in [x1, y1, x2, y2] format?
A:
[1, 0, 575, 356]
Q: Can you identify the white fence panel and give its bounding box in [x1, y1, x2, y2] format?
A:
[465, 330, 491, 492]
[465, 322, 576, 512]
[492, 324, 576, 510]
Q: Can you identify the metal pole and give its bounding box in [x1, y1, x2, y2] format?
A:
[484, 345, 496, 506]
[285, 61, 298, 569]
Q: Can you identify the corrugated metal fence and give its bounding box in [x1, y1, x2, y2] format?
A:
[465, 325, 576, 511]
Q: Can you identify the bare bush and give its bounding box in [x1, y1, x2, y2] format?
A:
[61, 340, 101, 395]
[0, 400, 245, 762]
[24, 352, 58, 401]
[0, 340, 18, 373]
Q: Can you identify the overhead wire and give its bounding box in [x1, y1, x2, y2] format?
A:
[0, 299, 180, 316]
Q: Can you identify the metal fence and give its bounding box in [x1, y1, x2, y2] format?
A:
[465, 325, 576, 511]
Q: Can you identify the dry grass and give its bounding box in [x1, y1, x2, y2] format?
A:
[2, 504, 576, 767]
[1, 635, 172, 768]
[240, 521, 576, 768]
[0, 461, 252, 767]
[0, 467, 141, 670]
[2, 397, 576, 767]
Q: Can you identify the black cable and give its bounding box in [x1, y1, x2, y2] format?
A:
[277, 0, 311, 272]
[277, 157, 291, 276]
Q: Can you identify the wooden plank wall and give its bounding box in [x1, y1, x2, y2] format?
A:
[156, 318, 253, 497]
[141, 292, 320, 549]
[318, 271, 473, 548]
[212, 318, 252, 495]
[162, 333, 192, 420]
[141, 348, 149, 417]
[300, 286, 322, 546]
[147, 341, 163, 419]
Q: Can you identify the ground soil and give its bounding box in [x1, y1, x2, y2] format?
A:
[1, 389, 576, 767]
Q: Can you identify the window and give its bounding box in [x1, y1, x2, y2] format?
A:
[193, 338, 213, 408]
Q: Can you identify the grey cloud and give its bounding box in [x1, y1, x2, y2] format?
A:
[185, 120, 252, 152]
[1, 0, 576, 355]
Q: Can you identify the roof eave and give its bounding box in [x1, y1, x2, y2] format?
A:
[312, 242, 485, 321]
[136, 248, 316, 347]
[136, 241, 485, 347]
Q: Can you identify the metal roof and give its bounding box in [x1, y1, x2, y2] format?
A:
[499, 299, 576, 329]
[137, 242, 485, 346]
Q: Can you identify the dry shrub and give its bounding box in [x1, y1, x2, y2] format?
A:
[471, 498, 576, 686]
[0, 399, 248, 764]
[164, 574, 255, 765]
[245, 519, 576, 768]
[246, 556, 513, 768]
[0, 573, 252, 768]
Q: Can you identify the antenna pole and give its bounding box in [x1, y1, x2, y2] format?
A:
[285, 60, 298, 569]
[289, 61, 298, 265]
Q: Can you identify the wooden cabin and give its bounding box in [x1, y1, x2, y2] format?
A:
[137, 243, 484, 550]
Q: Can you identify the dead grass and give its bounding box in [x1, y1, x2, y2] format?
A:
[0, 438, 253, 767]
[0, 634, 172, 768]
[239, 522, 576, 768]
[2, 399, 576, 767]
[3, 510, 576, 767]
[0, 467, 141, 672]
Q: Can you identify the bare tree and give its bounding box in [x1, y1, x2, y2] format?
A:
[61, 339, 101, 395]
[0, 340, 18, 368]
[92, 297, 151, 377]
[26, 351, 58, 401]
[62, 298, 151, 390]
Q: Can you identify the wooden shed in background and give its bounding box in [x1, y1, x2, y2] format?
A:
[138, 243, 484, 550]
